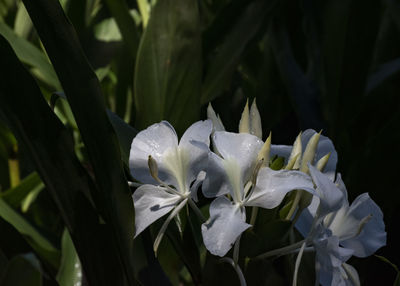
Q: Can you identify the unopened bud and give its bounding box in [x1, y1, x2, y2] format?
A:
[250, 99, 262, 138]
[239, 99, 250, 133]
[289, 132, 302, 169]
[207, 103, 225, 132]
[316, 153, 331, 172]
[257, 132, 271, 167]
[300, 131, 322, 173]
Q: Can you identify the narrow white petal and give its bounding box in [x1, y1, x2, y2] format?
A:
[190, 171, 206, 202]
[309, 164, 344, 217]
[129, 121, 178, 184]
[179, 120, 212, 186]
[133, 185, 182, 237]
[201, 197, 251, 257]
[246, 168, 315, 209]
[340, 193, 386, 257]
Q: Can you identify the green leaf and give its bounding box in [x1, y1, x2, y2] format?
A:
[0, 22, 60, 90]
[0, 254, 42, 286]
[0, 34, 133, 286]
[14, 2, 32, 38]
[20, 1, 137, 284]
[201, 0, 276, 104]
[0, 198, 60, 268]
[134, 0, 202, 134]
[56, 229, 82, 286]
[0, 172, 43, 210]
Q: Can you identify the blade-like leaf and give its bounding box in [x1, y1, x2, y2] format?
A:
[56, 229, 82, 286]
[0, 198, 60, 268]
[201, 0, 277, 104]
[0, 34, 131, 286]
[134, 0, 202, 134]
[0, 254, 42, 286]
[21, 2, 137, 285]
[0, 172, 43, 209]
[0, 22, 60, 90]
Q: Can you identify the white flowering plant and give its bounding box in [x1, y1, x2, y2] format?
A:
[129, 101, 386, 286]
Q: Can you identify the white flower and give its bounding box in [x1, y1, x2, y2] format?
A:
[295, 165, 386, 286]
[201, 131, 315, 257]
[129, 120, 212, 250]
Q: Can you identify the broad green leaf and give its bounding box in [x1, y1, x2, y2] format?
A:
[201, 0, 276, 104]
[0, 198, 60, 267]
[134, 0, 202, 134]
[56, 229, 82, 286]
[0, 254, 42, 286]
[0, 22, 60, 90]
[0, 34, 133, 286]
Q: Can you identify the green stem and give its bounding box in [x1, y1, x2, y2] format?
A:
[253, 239, 306, 260]
[187, 198, 206, 223]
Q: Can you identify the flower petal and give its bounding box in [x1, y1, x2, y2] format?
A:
[270, 144, 292, 163]
[201, 197, 251, 257]
[246, 168, 315, 209]
[179, 120, 212, 186]
[190, 171, 206, 202]
[340, 193, 386, 257]
[129, 121, 178, 184]
[309, 164, 344, 217]
[133, 184, 182, 237]
[213, 131, 263, 182]
[202, 152, 242, 202]
[315, 235, 354, 286]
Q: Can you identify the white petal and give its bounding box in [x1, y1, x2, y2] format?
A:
[341, 263, 360, 286]
[213, 131, 263, 181]
[129, 121, 178, 184]
[190, 171, 206, 202]
[201, 197, 251, 257]
[340, 193, 386, 257]
[301, 129, 338, 177]
[133, 185, 182, 237]
[246, 168, 315, 209]
[179, 120, 212, 185]
[309, 164, 344, 217]
[202, 152, 241, 200]
[315, 235, 354, 286]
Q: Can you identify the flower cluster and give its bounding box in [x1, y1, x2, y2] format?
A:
[128, 100, 386, 286]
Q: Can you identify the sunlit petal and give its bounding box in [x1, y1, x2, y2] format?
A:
[201, 196, 251, 257]
[133, 184, 182, 237]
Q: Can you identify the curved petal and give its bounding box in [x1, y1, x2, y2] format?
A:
[129, 121, 178, 184]
[340, 193, 386, 257]
[315, 235, 354, 286]
[213, 131, 263, 182]
[190, 171, 206, 202]
[301, 129, 338, 178]
[133, 185, 182, 237]
[309, 164, 344, 217]
[246, 168, 315, 209]
[179, 120, 212, 186]
[201, 197, 251, 257]
[270, 144, 292, 163]
[202, 152, 242, 201]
